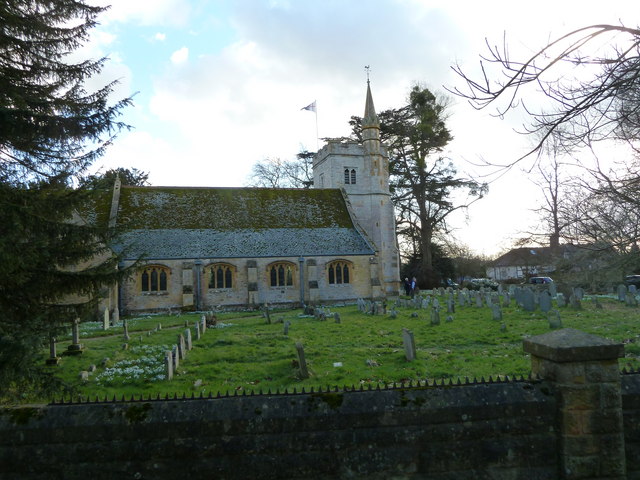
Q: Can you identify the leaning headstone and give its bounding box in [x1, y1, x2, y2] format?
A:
[491, 304, 502, 322]
[618, 284, 627, 301]
[539, 291, 552, 313]
[548, 310, 563, 329]
[184, 328, 193, 351]
[402, 328, 417, 362]
[283, 320, 291, 335]
[295, 342, 309, 379]
[165, 351, 174, 380]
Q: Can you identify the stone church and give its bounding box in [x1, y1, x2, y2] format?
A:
[98, 82, 400, 315]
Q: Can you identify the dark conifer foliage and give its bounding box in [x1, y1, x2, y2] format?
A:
[0, 1, 132, 401]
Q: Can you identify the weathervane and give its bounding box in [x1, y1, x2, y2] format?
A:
[365, 65, 371, 83]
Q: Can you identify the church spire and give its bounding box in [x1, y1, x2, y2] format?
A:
[363, 79, 379, 127]
[362, 74, 381, 154]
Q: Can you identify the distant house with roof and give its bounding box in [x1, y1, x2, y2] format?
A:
[94, 83, 400, 315]
[485, 247, 557, 282]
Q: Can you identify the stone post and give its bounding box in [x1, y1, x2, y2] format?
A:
[524, 328, 626, 479]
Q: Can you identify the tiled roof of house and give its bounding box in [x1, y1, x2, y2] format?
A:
[111, 186, 375, 260]
[491, 247, 554, 267]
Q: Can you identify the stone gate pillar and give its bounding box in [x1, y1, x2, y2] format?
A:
[524, 328, 626, 479]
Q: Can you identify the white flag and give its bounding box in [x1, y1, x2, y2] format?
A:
[301, 101, 316, 112]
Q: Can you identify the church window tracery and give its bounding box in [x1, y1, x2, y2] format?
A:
[268, 262, 294, 287]
[140, 265, 169, 292]
[328, 260, 352, 285]
[207, 263, 235, 289]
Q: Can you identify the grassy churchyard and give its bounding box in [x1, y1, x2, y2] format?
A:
[47, 291, 640, 401]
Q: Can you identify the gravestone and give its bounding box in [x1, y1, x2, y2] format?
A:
[66, 318, 84, 355]
[389, 308, 397, 319]
[630, 285, 638, 295]
[475, 292, 483, 308]
[548, 282, 557, 297]
[177, 334, 186, 360]
[447, 297, 455, 314]
[103, 308, 109, 330]
[569, 294, 582, 310]
[421, 297, 430, 309]
[521, 289, 536, 312]
[123, 319, 130, 341]
[491, 304, 502, 321]
[556, 293, 566, 308]
[172, 345, 179, 371]
[185, 329, 193, 351]
[165, 351, 174, 380]
[295, 342, 309, 379]
[112, 307, 119, 326]
[402, 328, 417, 361]
[626, 292, 638, 307]
[593, 297, 603, 309]
[430, 307, 440, 326]
[432, 298, 440, 309]
[157, 322, 162, 331]
[200, 316, 206, 334]
[548, 310, 563, 329]
[500, 323, 507, 332]
[573, 287, 584, 301]
[502, 292, 511, 307]
[445, 315, 453, 323]
[617, 284, 627, 301]
[539, 291, 552, 313]
[46, 335, 60, 365]
[334, 312, 341, 324]
[458, 292, 466, 307]
[195, 320, 201, 340]
[283, 320, 291, 335]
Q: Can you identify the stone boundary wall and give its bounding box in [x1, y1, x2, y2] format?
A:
[2, 328, 638, 480]
[0, 381, 557, 480]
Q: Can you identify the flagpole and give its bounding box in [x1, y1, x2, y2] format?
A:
[314, 103, 319, 152]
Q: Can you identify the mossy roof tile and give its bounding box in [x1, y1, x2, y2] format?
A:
[113, 187, 374, 259]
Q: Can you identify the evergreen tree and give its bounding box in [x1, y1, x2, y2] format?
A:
[0, 1, 132, 401]
[351, 86, 486, 287]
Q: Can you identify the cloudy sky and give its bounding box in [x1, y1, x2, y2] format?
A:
[86, 0, 639, 256]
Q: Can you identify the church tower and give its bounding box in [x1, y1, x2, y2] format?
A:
[313, 81, 400, 297]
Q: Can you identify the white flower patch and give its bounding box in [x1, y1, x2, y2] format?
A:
[94, 345, 170, 385]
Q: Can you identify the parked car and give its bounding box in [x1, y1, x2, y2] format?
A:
[467, 278, 499, 290]
[529, 276, 554, 284]
[625, 275, 640, 287]
[441, 278, 459, 289]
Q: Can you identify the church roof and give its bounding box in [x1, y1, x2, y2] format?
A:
[110, 186, 375, 260]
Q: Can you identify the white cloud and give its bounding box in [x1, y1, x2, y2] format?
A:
[170, 47, 189, 65]
[154, 33, 167, 42]
[94, 0, 192, 27]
